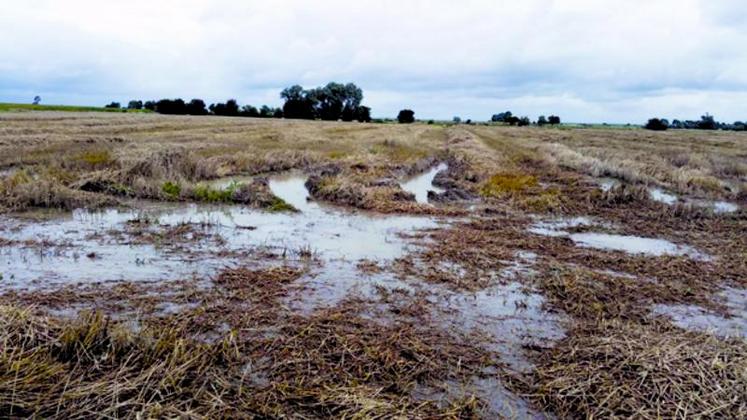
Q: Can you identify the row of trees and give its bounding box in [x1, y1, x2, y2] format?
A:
[491, 111, 560, 126]
[109, 98, 283, 118]
[280, 82, 371, 122]
[645, 114, 746, 131]
[110, 82, 372, 122]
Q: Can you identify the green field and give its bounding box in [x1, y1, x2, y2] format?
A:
[0, 102, 151, 113]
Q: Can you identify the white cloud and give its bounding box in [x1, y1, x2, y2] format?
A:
[1, 0, 745, 122]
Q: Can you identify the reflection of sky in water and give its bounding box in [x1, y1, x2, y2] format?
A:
[0, 175, 441, 288]
[400, 163, 447, 203]
[528, 217, 708, 260]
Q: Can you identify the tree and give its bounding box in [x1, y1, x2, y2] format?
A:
[259, 105, 278, 118]
[155, 99, 186, 114]
[537, 115, 548, 126]
[32, 96, 41, 105]
[280, 82, 368, 121]
[548, 115, 561, 125]
[697, 113, 717, 130]
[186, 99, 208, 115]
[491, 111, 512, 123]
[517, 116, 531, 127]
[397, 109, 415, 124]
[105, 102, 121, 109]
[209, 99, 240, 116]
[281, 85, 317, 119]
[240, 105, 259, 117]
[144, 100, 156, 111]
[453, 116, 461, 124]
[127, 100, 143, 110]
[644, 118, 669, 131]
[505, 115, 520, 126]
[356, 106, 371, 122]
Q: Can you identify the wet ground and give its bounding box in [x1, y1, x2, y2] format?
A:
[528, 216, 709, 259]
[2, 167, 745, 418]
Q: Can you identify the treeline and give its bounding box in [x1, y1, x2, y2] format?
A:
[491, 111, 560, 126]
[644, 114, 747, 131]
[109, 82, 371, 122]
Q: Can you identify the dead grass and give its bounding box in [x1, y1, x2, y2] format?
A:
[520, 320, 747, 418]
[0, 263, 496, 418]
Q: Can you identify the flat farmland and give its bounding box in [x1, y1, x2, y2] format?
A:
[1, 111, 745, 418]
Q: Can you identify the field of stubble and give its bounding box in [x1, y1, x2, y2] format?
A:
[1, 111, 745, 418]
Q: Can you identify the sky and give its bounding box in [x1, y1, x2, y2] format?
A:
[1, 0, 746, 123]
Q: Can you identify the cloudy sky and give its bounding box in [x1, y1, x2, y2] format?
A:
[1, 0, 745, 122]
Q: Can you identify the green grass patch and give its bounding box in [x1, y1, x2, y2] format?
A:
[0, 103, 152, 113]
[192, 182, 240, 203]
[481, 173, 538, 197]
[77, 150, 114, 167]
[267, 196, 297, 212]
[161, 181, 182, 199]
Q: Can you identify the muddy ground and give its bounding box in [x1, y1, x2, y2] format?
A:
[0, 112, 745, 418]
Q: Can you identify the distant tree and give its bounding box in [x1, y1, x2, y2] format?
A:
[491, 111, 512, 123]
[281, 82, 368, 121]
[32, 96, 41, 105]
[453, 116, 461, 124]
[259, 105, 278, 118]
[143, 100, 156, 111]
[537, 115, 548, 126]
[127, 100, 143, 110]
[644, 118, 669, 131]
[341, 105, 356, 121]
[517, 116, 531, 127]
[733, 121, 746, 131]
[548, 115, 561, 125]
[505, 115, 520, 126]
[210, 99, 240, 117]
[240, 105, 259, 117]
[155, 99, 186, 114]
[273, 108, 284, 118]
[105, 102, 121, 109]
[670, 119, 683, 129]
[355, 106, 371, 122]
[281, 85, 317, 119]
[186, 99, 208, 115]
[397, 109, 415, 124]
[697, 113, 717, 130]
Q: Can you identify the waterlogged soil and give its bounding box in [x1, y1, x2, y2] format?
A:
[401, 163, 448, 204]
[653, 287, 747, 339]
[2, 165, 745, 418]
[0, 175, 441, 288]
[528, 216, 709, 260]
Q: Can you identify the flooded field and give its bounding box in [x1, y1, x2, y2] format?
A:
[0, 112, 745, 418]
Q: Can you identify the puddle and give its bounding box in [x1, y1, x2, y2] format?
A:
[0, 175, 443, 289]
[597, 178, 619, 192]
[653, 287, 747, 339]
[429, 251, 566, 373]
[712, 201, 739, 214]
[401, 163, 447, 204]
[649, 188, 678, 205]
[529, 217, 708, 260]
[648, 187, 739, 214]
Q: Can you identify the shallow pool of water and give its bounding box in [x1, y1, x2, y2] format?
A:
[649, 188, 678, 205]
[529, 217, 707, 260]
[653, 287, 747, 339]
[0, 175, 444, 288]
[401, 163, 447, 204]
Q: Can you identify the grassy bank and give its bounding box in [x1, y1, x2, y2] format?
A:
[0, 102, 151, 113]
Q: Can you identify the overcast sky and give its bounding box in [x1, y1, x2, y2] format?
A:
[1, 0, 745, 122]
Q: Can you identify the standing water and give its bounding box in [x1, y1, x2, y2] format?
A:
[401, 163, 448, 204]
